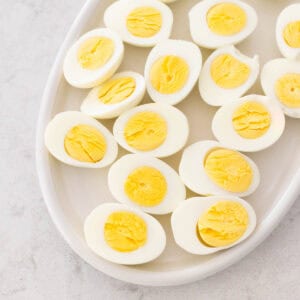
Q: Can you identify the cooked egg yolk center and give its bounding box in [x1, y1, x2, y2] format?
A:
[77, 37, 114, 70]
[283, 21, 300, 48]
[204, 148, 253, 193]
[206, 3, 247, 36]
[126, 6, 162, 38]
[150, 55, 190, 94]
[124, 166, 167, 207]
[197, 201, 249, 247]
[64, 124, 106, 163]
[104, 211, 147, 252]
[232, 101, 271, 139]
[275, 73, 300, 108]
[210, 54, 250, 89]
[98, 77, 136, 105]
[124, 111, 167, 151]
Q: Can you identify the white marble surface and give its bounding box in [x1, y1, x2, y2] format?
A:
[1, 0, 300, 299]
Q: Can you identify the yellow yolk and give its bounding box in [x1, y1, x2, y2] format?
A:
[124, 111, 167, 151]
[206, 3, 247, 36]
[98, 77, 136, 105]
[275, 73, 300, 108]
[126, 6, 162, 38]
[197, 201, 249, 247]
[124, 166, 167, 207]
[77, 37, 114, 70]
[232, 101, 271, 139]
[150, 55, 189, 94]
[210, 54, 250, 89]
[283, 21, 300, 48]
[104, 211, 147, 252]
[64, 124, 107, 163]
[204, 148, 253, 193]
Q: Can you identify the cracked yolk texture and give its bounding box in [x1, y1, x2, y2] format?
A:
[283, 21, 300, 48]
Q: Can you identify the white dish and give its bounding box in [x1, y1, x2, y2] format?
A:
[36, 0, 300, 286]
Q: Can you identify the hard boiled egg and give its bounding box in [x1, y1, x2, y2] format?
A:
[44, 111, 118, 168]
[108, 154, 186, 215]
[171, 196, 256, 255]
[144, 39, 202, 105]
[199, 46, 259, 106]
[104, 0, 173, 47]
[189, 0, 257, 49]
[179, 140, 260, 197]
[212, 95, 285, 152]
[113, 103, 189, 158]
[85, 203, 166, 264]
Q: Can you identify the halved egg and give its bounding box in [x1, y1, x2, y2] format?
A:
[189, 0, 257, 49]
[104, 0, 173, 47]
[80, 71, 146, 119]
[179, 140, 260, 197]
[63, 28, 124, 88]
[113, 103, 189, 157]
[144, 39, 202, 105]
[212, 95, 286, 152]
[171, 196, 256, 255]
[261, 58, 300, 118]
[44, 111, 118, 168]
[108, 154, 186, 215]
[199, 45, 259, 106]
[84, 203, 166, 264]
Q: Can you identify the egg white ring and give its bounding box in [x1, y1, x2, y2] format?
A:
[199, 45, 259, 107]
[189, 0, 258, 49]
[104, 0, 173, 47]
[171, 196, 257, 255]
[84, 203, 166, 265]
[261, 58, 300, 118]
[44, 111, 118, 168]
[144, 39, 202, 105]
[179, 140, 260, 197]
[80, 71, 146, 119]
[108, 154, 186, 215]
[63, 28, 124, 88]
[113, 103, 189, 158]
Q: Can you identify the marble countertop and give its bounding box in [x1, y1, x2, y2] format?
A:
[1, 0, 299, 299]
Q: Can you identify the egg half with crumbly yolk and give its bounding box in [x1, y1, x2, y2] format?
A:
[44, 111, 118, 168]
[179, 140, 260, 197]
[171, 196, 256, 255]
[84, 203, 166, 265]
[104, 0, 173, 47]
[189, 0, 257, 49]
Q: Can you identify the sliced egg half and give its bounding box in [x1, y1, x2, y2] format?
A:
[44, 111, 118, 168]
[179, 140, 260, 197]
[63, 28, 124, 88]
[84, 203, 166, 264]
[144, 39, 202, 105]
[171, 196, 256, 255]
[108, 154, 186, 215]
[113, 103, 189, 158]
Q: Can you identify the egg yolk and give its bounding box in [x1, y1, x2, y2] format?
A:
[197, 201, 249, 247]
[104, 211, 147, 252]
[275, 73, 300, 108]
[210, 54, 250, 89]
[126, 6, 162, 38]
[150, 56, 189, 94]
[77, 37, 114, 70]
[64, 124, 106, 163]
[124, 166, 167, 207]
[98, 77, 136, 105]
[283, 21, 300, 48]
[204, 148, 253, 193]
[232, 101, 271, 139]
[124, 111, 167, 151]
[206, 3, 247, 36]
